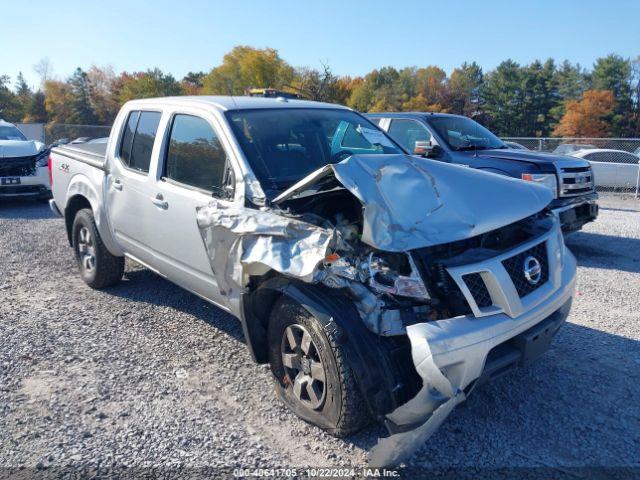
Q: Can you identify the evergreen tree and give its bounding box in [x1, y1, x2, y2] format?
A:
[483, 60, 525, 136]
[24, 91, 48, 123]
[520, 59, 557, 136]
[0, 75, 20, 122]
[591, 54, 633, 136]
[448, 62, 484, 117]
[67, 68, 97, 124]
[14, 72, 32, 122]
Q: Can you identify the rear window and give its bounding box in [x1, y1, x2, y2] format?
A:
[119, 110, 162, 173]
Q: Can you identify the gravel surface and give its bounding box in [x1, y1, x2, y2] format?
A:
[0, 195, 639, 476]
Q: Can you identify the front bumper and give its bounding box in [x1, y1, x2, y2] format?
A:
[370, 241, 577, 466]
[550, 193, 598, 232]
[410, 248, 575, 392]
[0, 166, 51, 198]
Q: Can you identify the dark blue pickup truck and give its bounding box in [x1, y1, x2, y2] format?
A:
[366, 112, 598, 233]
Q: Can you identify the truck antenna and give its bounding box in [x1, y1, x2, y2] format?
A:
[226, 80, 239, 110]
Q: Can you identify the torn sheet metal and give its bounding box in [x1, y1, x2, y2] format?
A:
[196, 200, 334, 314]
[274, 154, 553, 251]
[369, 323, 464, 467]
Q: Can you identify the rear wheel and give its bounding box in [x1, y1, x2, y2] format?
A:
[72, 208, 124, 289]
[267, 296, 369, 436]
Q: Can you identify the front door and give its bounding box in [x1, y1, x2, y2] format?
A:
[144, 112, 233, 306]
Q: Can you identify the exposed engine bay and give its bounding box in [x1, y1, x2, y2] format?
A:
[276, 187, 554, 336]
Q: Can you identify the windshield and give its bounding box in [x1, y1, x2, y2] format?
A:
[226, 108, 404, 195]
[0, 125, 27, 141]
[426, 116, 505, 151]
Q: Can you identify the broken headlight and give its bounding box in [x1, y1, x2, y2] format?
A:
[35, 150, 50, 168]
[367, 252, 430, 300]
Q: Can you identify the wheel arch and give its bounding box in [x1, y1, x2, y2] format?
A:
[63, 175, 123, 256]
[64, 194, 92, 245]
[240, 275, 414, 421]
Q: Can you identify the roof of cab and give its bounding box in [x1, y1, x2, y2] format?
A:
[126, 95, 351, 112]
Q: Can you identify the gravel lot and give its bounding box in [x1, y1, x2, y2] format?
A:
[1, 194, 639, 477]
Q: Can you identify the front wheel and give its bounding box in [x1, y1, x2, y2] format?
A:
[72, 208, 124, 289]
[267, 296, 369, 436]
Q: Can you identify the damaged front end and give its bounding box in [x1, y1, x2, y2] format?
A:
[196, 153, 574, 466]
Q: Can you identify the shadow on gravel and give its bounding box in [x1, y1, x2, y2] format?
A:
[566, 231, 640, 274]
[106, 267, 246, 343]
[0, 198, 54, 220]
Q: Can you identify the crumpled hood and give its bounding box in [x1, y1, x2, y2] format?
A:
[273, 154, 553, 251]
[0, 140, 44, 159]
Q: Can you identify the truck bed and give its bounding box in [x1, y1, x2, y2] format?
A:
[51, 143, 107, 170]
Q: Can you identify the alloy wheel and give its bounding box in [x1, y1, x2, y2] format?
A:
[77, 226, 96, 273]
[281, 324, 327, 410]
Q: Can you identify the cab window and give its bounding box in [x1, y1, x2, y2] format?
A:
[163, 114, 226, 193]
[119, 110, 161, 173]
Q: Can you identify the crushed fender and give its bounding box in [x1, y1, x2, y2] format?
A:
[196, 200, 334, 316]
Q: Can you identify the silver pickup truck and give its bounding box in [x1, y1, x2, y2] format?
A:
[49, 96, 576, 465]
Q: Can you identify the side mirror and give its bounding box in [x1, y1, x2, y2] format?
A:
[414, 140, 441, 158]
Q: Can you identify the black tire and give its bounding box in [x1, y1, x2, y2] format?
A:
[72, 208, 124, 289]
[267, 296, 370, 436]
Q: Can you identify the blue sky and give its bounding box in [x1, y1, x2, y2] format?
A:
[4, 0, 639, 88]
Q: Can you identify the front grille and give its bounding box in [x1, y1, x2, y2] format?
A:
[0, 155, 37, 177]
[463, 273, 492, 308]
[502, 242, 549, 297]
[558, 166, 593, 197]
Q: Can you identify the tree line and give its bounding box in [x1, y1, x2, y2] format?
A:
[1, 46, 639, 138]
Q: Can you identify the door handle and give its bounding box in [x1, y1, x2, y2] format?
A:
[112, 179, 123, 191]
[151, 194, 168, 209]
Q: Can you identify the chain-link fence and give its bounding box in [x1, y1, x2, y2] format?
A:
[44, 124, 112, 145]
[503, 137, 640, 195]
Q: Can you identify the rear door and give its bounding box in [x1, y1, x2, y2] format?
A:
[106, 109, 162, 267]
[144, 111, 233, 306]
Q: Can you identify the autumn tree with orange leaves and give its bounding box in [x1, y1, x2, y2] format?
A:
[553, 90, 617, 137]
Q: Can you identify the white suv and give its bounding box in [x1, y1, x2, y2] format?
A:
[0, 120, 51, 200]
